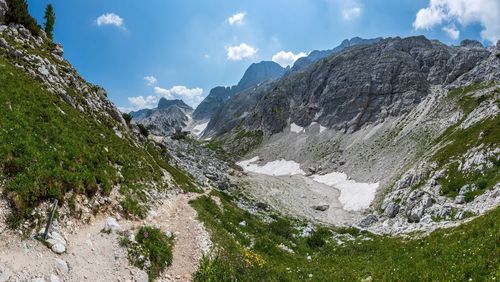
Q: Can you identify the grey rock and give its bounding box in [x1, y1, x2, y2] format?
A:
[49, 274, 61, 282]
[460, 39, 483, 48]
[437, 205, 453, 218]
[384, 202, 400, 218]
[455, 195, 465, 204]
[52, 43, 64, 57]
[54, 258, 69, 274]
[312, 204, 330, 211]
[103, 217, 121, 233]
[51, 243, 66, 254]
[359, 214, 378, 227]
[255, 202, 270, 211]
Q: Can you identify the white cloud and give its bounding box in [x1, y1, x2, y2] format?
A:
[144, 76, 157, 86]
[342, 6, 361, 20]
[442, 25, 460, 40]
[413, 0, 500, 43]
[154, 86, 204, 107]
[96, 13, 125, 28]
[226, 43, 257, 61]
[128, 95, 158, 110]
[272, 51, 307, 67]
[228, 12, 246, 25]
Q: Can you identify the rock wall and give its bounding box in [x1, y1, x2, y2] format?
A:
[0, 0, 7, 25]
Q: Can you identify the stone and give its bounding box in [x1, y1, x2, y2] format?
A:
[239, 221, 247, 227]
[255, 202, 269, 211]
[312, 204, 330, 211]
[437, 205, 453, 218]
[54, 258, 69, 274]
[455, 195, 465, 204]
[359, 215, 378, 227]
[51, 243, 66, 254]
[52, 44, 64, 57]
[384, 203, 400, 218]
[49, 274, 61, 282]
[0, 265, 12, 282]
[103, 217, 121, 233]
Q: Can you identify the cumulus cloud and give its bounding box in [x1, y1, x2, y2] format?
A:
[272, 51, 307, 67]
[125, 86, 204, 111]
[96, 13, 125, 28]
[442, 25, 460, 40]
[127, 95, 158, 110]
[342, 5, 361, 20]
[226, 43, 257, 61]
[228, 12, 246, 25]
[154, 86, 204, 106]
[144, 76, 157, 86]
[413, 0, 500, 43]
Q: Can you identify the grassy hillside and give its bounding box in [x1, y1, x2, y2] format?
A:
[0, 54, 186, 226]
[192, 191, 499, 281]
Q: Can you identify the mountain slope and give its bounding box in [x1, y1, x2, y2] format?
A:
[130, 98, 193, 136]
[192, 61, 286, 121]
[0, 24, 197, 232]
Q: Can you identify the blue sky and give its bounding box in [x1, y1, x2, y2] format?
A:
[26, 0, 499, 111]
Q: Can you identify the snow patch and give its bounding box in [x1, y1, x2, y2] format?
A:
[193, 122, 209, 136]
[311, 173, 378, 211]
[319, 125, 327, 133]
[290, 123, 304, 133]
[237, 157, 305, 176]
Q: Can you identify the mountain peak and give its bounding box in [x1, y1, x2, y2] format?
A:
[158, 98, 192, 110]
[235, 60, 286, 91]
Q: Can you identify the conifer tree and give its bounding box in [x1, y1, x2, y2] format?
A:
[43, 4, 55, 40]
[5, 0, 40, 35]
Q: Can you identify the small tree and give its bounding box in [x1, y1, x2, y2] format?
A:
[43, 4, 55, 40]
[5, 0, 40, 36]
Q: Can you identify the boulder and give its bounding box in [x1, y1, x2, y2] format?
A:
[255, 202, 270, 211]
[455, 195, 465, 204]
[312, 204, 330, 211]
[384, 202, 400, 218]
[103, 217, 121, 233]
[51, 243, 66, 254]
[359, 215, 378, 227]
[54, 258, 69, 274]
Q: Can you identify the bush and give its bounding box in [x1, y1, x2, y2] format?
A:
[137, 123, 149, 137]
[306, 228, 330, 249]
[122, 113, 132, 126]
[5, 0, 41, 36]
[125, 226, 174, 281]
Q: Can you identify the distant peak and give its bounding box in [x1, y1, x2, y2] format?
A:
[158, 98, 192, 110]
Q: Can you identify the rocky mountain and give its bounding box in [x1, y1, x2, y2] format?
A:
[288, 36, 383, 73]
[202, 35, 499, 232]
[192, 60, 286, 121]
[130, 98, 193, 136]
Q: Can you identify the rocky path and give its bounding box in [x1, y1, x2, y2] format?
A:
[0, 191, 211, 282]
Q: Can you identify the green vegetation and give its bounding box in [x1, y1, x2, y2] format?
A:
[192, 191, 500, 281]
[137, 123, 149, 137]
[206, 129, 264, 158]
[122, 112, 132, 126]
[121, 226, 174, 281]
[43, 4, 55, 40]
[431, 83, 500, 199]
[0, 55, 169, 227]
[5, 0, 40, 36]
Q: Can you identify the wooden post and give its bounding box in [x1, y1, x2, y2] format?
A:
[42, 199, 58, 240]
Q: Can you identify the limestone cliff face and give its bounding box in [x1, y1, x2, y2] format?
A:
[130, 98, 193, 136]
[205, 36, 498, 137]
[193, 61, 285, 121]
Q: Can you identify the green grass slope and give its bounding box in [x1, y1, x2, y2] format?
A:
[192, 192, 499, 281]
[0, 54, 175, 227]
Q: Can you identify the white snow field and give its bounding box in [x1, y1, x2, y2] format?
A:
[237, 157, 306, 176]
[238, 157, 378, 211]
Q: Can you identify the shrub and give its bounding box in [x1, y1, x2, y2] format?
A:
[122, 113, 132, 126]
[137, 123, 149, 137]
[306, 227, 330, 249]
[5, 0, 41, 36]
[125, 226, 174, 281]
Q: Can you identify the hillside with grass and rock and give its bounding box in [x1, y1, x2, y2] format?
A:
[0, 1, 499, 281]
